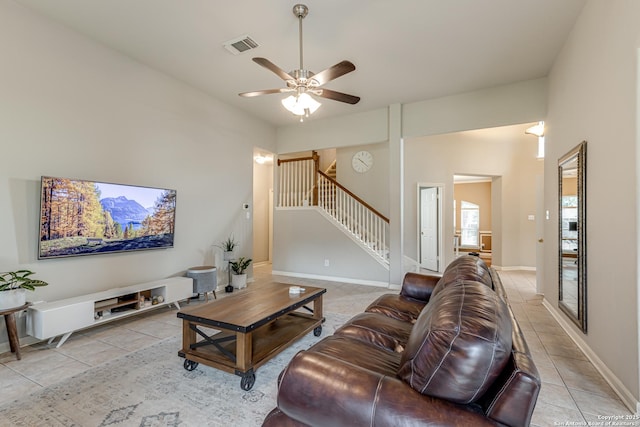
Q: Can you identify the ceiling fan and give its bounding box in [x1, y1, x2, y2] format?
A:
[238, 4, 360, 120]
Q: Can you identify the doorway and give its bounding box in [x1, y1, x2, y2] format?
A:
[252, 149, 274, 265]
[453, 175, 493, 266]
[419, 184, 443, 272]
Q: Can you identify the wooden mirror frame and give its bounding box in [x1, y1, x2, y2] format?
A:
[558, 141, 587, 333]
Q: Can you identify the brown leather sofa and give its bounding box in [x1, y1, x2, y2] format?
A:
[263, 255, 541, 427]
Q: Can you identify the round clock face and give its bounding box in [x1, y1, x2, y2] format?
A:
[351, 150, 373, 173]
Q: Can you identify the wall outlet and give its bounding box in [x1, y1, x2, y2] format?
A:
[324, 259, 330, 267]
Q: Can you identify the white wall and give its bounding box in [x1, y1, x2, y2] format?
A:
[544, 0, 640, 405]
[272, 209, 389, 284]
[404, 124, 543, 268]
[0, 1, 276, 344]
[277, 108, 389, 153]
[402, 78, 548, 138]
[336, 142, 390, 217]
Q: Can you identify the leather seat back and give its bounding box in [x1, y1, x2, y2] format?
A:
[398, 280, 513, 404]
[432, 255, 494, 298]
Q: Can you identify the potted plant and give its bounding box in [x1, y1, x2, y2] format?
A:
[229, 257, 252, 289]
[0, 270, 48, 310]
[217, 235, 238, 261]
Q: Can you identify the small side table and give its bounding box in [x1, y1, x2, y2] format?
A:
[186, 266, 218, 301]
[0, 302, 30, 360]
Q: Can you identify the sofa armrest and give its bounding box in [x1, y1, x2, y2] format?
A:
[276, 350, 499, 427]
[400, 272, 440, 302]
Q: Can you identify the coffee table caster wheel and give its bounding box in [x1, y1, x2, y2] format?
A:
[314, 325, 322, 336]
[184, 359, 199, 371]
[241, 372, 255, 391]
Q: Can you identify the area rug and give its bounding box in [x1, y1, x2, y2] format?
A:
[0, 312, 350, 427]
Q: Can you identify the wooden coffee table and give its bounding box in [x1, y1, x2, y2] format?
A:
[177, 281, 325, 390]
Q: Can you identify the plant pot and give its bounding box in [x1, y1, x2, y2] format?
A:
[223, 251, 234, 261]
[0, 289, 27, 310]
[231, 273, 247, 289]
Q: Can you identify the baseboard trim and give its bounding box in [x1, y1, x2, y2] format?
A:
[542, 298, 639, 413]
[491, 265, 536, 271]
[271, 270, 391, 289]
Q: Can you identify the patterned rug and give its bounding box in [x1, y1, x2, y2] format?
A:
[0, 313, 350, 427]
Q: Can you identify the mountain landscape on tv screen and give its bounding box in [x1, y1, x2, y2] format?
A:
[39, 177, 176, 259]
[100, 196, 150, 230]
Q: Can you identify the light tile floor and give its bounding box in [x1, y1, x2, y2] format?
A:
[497, 269, 634, 426]
[0, 265, 634, 426]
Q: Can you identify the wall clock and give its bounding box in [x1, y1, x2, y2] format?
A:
[351, 150, 373, 173]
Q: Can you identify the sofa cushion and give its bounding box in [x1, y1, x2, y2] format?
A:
[398, 280, 512, 404]
[448, 254, 491, 274]
[308, 334, 402, 376]
[477, 304, 541, 426]
[365, 294, 426, 323]
[334, 312, 413, 352]
[431, 255, 493, 298]
[400, 272, 440, 301]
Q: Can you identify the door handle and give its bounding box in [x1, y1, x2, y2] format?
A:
[538, 238, 544, 243]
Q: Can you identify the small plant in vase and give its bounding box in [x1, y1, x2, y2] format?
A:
[0, 270, 48, 310]
[229, 257, 252, 289]
[217, 236, 238, 261]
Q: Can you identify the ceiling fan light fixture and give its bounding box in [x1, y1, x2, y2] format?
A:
[281, 92, 321, 116]
[238, 4, 358, 121]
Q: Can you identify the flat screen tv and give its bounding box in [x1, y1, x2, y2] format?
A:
[38, 176, 177, 259]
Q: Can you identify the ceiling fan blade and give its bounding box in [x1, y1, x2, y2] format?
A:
[311, 61, 356, 86]
[252, 57, 295, 81]
[316, 88, 360, 105]
[239, 88, 294, 98]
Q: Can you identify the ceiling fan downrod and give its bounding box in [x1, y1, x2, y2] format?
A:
[293, 4, 308, 72]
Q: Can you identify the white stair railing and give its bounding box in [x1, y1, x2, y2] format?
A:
[277, 154, 317, 207]
[317, 172, 389, 264]
[277, 153, 389, 266]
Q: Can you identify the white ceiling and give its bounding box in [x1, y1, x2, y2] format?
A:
[16, 0, 586, 128]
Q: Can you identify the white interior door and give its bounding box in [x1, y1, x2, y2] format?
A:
[420, 186, 439, 271]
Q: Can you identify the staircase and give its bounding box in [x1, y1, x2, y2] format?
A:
[278, 153, 389, 268]
[325, 160, 337, 179]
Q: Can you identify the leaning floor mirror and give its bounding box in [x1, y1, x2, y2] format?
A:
[558, 141, 587, 333]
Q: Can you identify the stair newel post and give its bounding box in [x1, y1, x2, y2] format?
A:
[312, 150, 319, 206]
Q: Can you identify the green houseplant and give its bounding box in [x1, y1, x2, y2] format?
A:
[229, 257, 252, 289]
[230, 257, 252, 275]
[0, 270, 48, 310]
[217, 235, 238, 261]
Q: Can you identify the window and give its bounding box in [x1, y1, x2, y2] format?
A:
[561, 195, 578, 253]
[460, 200, 479, 247]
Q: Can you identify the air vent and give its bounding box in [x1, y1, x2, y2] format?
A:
[223, 35, 259, 55]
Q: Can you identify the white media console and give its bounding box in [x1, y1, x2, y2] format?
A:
[27, 277, 193, 347]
